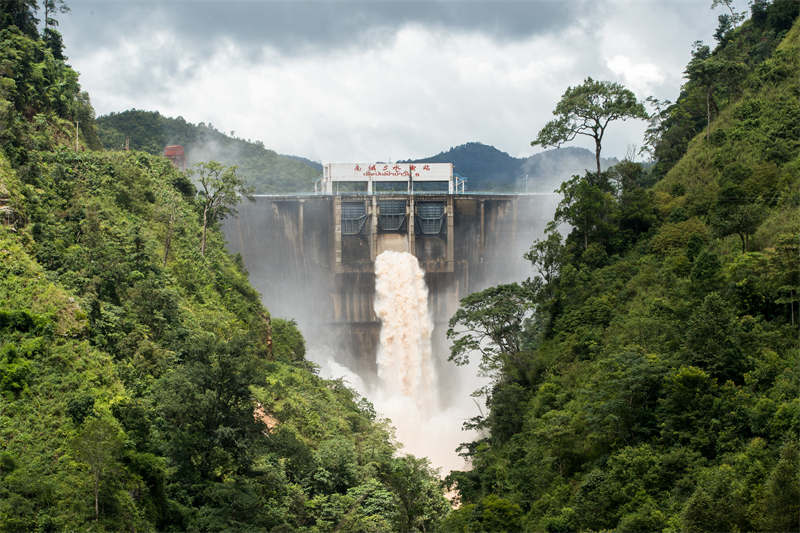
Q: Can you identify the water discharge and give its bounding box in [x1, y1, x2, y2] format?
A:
[368, 250, 482, 473]
[374, 250, 437, 413]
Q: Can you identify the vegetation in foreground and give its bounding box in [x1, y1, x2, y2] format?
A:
[443, 4, 799, 532]
[0, 7, 448, 531]
[1, 0, 798, 531]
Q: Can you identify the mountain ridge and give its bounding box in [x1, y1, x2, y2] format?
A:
[400, 142, 619, 192]
[97, 111, 619, 193]
[95, 110, 320, 194]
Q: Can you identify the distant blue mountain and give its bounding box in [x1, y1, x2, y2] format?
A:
[399, 142, 618, 192]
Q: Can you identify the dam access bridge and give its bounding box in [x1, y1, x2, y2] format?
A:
[222, 163, 558, 373]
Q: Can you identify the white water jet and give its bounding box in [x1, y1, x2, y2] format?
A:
[370, 250, 485, 473]
[373, 250, 437, 414]
[314, 250, 488, 473]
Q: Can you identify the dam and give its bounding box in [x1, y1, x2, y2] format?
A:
[222, 163, 559, 378]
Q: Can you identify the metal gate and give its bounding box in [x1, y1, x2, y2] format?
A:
[341, 202, 368, 235]
[416, 202, 445, 234]
[378, 200, 406, 231]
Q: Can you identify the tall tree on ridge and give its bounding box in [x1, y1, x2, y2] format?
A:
[532, 77, 648, 177]
[42, 0, 68, 29]
[684, 42, 747, 140]
[41, 0, 69, 59]
[711, 0, 746, 29]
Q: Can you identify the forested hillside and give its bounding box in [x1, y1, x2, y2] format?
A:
[443, 4, 799, 532]
[2, 0, 798, 531]
[0, 12, 448, 532]
[96, 110, 321, 194]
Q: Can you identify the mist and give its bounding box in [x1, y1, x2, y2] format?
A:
[518, 146, 620, 193]
[222, 187, 562, 474]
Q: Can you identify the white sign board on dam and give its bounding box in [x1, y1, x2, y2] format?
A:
[319, 163, 461, 193]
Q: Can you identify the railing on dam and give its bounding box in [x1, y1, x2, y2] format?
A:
[251, 191, 559, 198]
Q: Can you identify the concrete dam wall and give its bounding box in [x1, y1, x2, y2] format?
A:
[222, 193, 559, 375]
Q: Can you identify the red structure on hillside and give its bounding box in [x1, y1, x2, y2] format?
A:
[165, 145, 187, 172]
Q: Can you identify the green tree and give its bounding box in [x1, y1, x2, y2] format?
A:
[684, 42, 747, 140]
[681, 465, 749, 532]
[711, 0, 746, 29]
[584, 351, 667, 447]
[690, 250, 723, 295]
[0, 343, 31, 400]
[71, 418, 124, 522]
[658, 366, 719, 455]
[524, 232, 566, 287]
[272, 317, 308, 365]
[759, 441, 800, 532]
[683, 293, 747, 383]
[153, 335, 265, 489]
[156, 187, 183, 266]
[479, 495, 524, 533]
[712, 163, 765, 252]
[639, 96, 672, 162]
[189, 161, 254, 256]
[41, 0, 68, 29]
[714, 14, 734, 43]
[532, 77, 648, 177]
[686, 232, 705, 262]
[0, 0, 39, 38]
[386, 455, 449, 533]
[770, 233, 800, 325]
[42, 26, 65, 59]
[447, 283, 534, 379]
[548, 173, 616, 250]
[41, 0, 70, 60]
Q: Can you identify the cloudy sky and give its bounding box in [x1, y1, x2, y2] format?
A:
[56, 0, 729, 163]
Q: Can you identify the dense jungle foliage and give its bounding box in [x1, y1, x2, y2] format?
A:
[0, 10, 449, 532]
[95, 110, 321, 194]
[443, 5, 799, 532]
[2, 1, 799, 531]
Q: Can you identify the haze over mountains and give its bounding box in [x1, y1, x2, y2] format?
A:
[400, 142, 619, 192]
[96, 110, 618, 194]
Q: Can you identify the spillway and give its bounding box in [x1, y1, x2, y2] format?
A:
[223, 193, 557, 370]
[222, 191, 559, 469]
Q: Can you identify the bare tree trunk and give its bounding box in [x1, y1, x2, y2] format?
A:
[595, 139, 602, 178]
[726, 3, 738, 29]
[201, 205, 209, 257]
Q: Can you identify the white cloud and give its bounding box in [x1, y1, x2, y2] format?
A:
[606, 55, 665, 97]
[63, 1, 720, 162]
